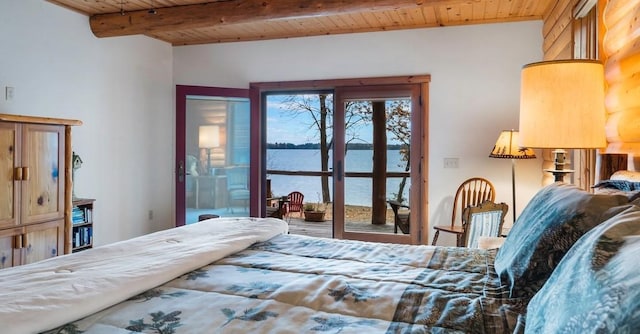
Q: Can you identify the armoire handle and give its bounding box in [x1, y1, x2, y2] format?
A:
[13, 235, 23, 248]
[22, 167, 30, 180]
[14, 167, 22, 181]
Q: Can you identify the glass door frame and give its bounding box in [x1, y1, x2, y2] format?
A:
[333, 84, 424, 244]
[251, 76, 430, 244]
[175, 85, 251, 227]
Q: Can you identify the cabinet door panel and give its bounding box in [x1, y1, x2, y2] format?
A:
[23, 219, 64, 264]
[21, 124, 65, 225]
[0, 123, 19, 229]
[0, 226, 23, 269]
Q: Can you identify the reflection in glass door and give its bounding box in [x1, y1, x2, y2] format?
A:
[175, 86, 250, 226]
[334, 85, 422, 244]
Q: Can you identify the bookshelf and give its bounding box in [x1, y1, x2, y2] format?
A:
[72, 198, 95, 252]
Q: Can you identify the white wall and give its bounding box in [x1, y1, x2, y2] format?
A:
[0, 1, 174, 245]
[174, 22, 545, 245]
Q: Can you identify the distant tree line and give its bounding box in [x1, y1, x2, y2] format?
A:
[267, 142, 407, 150]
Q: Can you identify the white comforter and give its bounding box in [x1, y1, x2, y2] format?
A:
[0, 217, 288, 334]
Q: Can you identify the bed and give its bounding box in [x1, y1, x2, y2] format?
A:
[2, 183, 640, 333]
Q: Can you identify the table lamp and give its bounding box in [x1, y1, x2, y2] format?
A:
[489, 130, 536, 223]
[199, 125, 220, 175]
[519, 60, 606, 182]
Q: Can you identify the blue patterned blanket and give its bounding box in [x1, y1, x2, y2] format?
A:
[46, 234, 522, 333]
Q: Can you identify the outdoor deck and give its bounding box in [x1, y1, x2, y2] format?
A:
[187, 205, 401, 238]
[286, 216, 397, 238]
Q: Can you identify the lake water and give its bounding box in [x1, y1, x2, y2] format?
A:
[267, 149, 411, 206]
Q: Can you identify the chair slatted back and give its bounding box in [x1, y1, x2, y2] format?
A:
[451, 177, 495, 228]
[287, 191, 305, 214]
[462, 201, 508, 248]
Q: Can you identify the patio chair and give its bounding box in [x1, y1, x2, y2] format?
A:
[387, 200, 410, 234]
[266, 196, 289, 219]
[286, 191, 304, 218]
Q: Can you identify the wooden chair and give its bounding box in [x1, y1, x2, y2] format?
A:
[226, 166, 250, 213]
[266, 197, 288, 219]
[387, 200, 410, 234]
[461, 201, 508, 248]
[431, 177, 495, 246]
[286, 191, 304, 218]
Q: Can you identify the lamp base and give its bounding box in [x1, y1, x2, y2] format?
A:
[545, 149, 574, 182]
[544, 169, 575, 182]
[206, 148, 212, 175]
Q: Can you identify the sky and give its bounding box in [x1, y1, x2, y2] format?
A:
[266, 95, 329, 145]
[266, 94, 406, 146]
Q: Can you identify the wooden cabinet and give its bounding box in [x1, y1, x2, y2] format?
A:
[0, 226, 23, 269]
[0, 114, 81, 268]
[72, 198, 94, 252]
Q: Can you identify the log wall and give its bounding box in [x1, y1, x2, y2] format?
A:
[603, 0, 640, 155]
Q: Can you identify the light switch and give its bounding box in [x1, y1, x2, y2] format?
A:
[5, 86, 14, 101]
[444, 157, 459, 168]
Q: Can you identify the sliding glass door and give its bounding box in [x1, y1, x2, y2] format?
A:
[260, 78, 427, 244]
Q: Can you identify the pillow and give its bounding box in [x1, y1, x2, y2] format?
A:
[494, 182, 629, 300]
[592, 180, 640, 192]
[610, 170, 640, 181]
[524, 205, 640, 333]
[592, 180, 640, 199]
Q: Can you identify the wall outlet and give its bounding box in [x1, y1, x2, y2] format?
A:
[148, 210, 153, 220]
[444, 157, 459, 168]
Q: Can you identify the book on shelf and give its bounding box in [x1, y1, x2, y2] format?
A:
[72, 226, 93, 248]
[72, 206, 92, 225]
[72, 199, 95, 252]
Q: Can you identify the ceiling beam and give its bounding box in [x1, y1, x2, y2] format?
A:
[90, 0, 480, 38]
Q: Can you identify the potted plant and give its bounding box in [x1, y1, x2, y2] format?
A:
[303, 198, 326, 222]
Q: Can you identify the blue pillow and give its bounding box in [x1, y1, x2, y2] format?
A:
[494, 182, 629, 299]
[525, 205, 640, 333]
[592, 179, 640, 192]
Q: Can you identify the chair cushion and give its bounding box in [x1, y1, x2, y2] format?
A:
[494, 182, 629, 300]
[524, 205, 640, 333]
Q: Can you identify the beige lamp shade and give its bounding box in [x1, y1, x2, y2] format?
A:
[518, 60, 606, 149]
[198, 125, 220, 148]
[489, 130, 536, 159]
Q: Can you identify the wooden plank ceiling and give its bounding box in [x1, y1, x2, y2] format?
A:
[47, 0, 556, 46]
